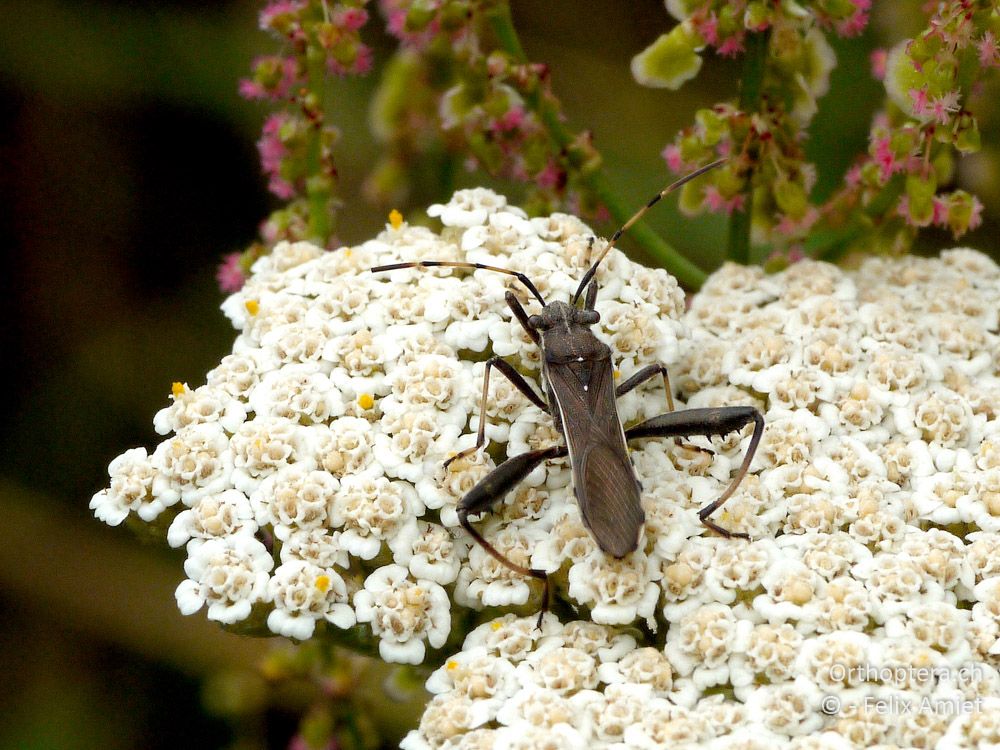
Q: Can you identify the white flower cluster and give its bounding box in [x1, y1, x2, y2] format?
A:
[92, 187, 1000, 747]
[91, 188, 686, 663]
[398, 238, 1000, 746]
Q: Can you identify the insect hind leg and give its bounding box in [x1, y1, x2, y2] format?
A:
[625, 406, 764, 540]
[457, 444, 567, 627]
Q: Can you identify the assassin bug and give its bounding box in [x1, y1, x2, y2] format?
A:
[371, 159, 764, 619]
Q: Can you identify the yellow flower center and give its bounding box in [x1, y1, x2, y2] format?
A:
[388, 209, 403, 229]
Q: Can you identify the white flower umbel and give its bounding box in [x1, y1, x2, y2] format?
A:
[95, 191, 1000, 745]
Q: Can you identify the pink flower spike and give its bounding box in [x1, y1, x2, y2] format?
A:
[216, 252, 246, 293]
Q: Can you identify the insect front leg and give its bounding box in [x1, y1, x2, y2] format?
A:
[444, 357, 548, 469]
[457, 445, 567, 627]
[625, 406, 764, 539]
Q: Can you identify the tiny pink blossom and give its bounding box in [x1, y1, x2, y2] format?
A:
[979, 32, 999, 67]
[493, 107, 526, 133]
[909, 87, 930, 117]
[535, 160, 563, 190]
[216, 252, 246, 293]
[931, 196, 949, 226]
[897, 196, 932, 228]
[717, 35, 745, 58]
[353, 45, 374, 75]
[699, 14, 719, 46]
[929, 91, 960, 125]
[703, 186, 744, 215]
[774, 207, 819, 237]
[260, 0, 305, 31]
[836, 9, 869, 37]
[334, 7, 369, 31]
[662, 144, 685, 173]
[239, 79, 267, 100]
[716, 140, 732, 158]
[869, 49, 887, 80]
[969, 196, 984, 231]
[873, 137, 899, 182]
[844, 164, 862, 188]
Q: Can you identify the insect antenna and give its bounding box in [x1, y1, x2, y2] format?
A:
[571, 157, 728, 304]
[371, 260, 547, 306]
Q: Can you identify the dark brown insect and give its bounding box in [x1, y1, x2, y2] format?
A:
[372, 160, 764, 621]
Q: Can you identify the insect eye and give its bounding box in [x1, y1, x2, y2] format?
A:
[527, 315, 545, 329]
[577, 310, 599, 325]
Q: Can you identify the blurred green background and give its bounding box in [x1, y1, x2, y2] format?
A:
[1, 1, 996, 748]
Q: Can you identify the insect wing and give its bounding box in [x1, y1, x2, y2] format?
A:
[547, 359, 644, 557]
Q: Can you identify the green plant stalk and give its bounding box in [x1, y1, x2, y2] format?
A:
[727, 28, 771, 265]
[305, 61, 333, 244]
[485, 2, 708, 289]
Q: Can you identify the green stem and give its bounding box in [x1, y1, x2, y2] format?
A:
[727, 28, 771, 265]
[485, 2, 707, 289]
[304, 61, 333, 244]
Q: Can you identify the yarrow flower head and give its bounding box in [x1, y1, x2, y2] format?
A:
[95, 190, 1000, 746]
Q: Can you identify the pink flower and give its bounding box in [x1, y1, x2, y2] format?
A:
[931, 196, 949, 225]
[493, 107, 526, 134]
[703, 186, 744, 215]
[662, 144, 685, 173]
[717, 35, 745, 58]
[873, 137, 900, 182]
[334, 7, 369, 32]
[979, 32, 999, 67]
[870, 49, 887, 80]
[699, 14, 719, 46]
[259, 1, 305, 31]
[908, 87, 929, 117]
[844, 164, 862, 188]
[928, 91, 960, 125]
[258, 114, 296, 199]
[535, 160, 564, 190]
[897, 196, 932, 228]
[216, 252, 246, 293]
[774, 207, 819, 237]
[968, 196, 984, 231]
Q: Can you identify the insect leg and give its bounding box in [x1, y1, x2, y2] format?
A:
[444, 357, 548, 469]
[616, 362, 711, 456]
[458, 444, 568, 627]
[625, 406, 764, 539]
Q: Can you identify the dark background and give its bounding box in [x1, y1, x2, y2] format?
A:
[1, 1, 995, 748]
